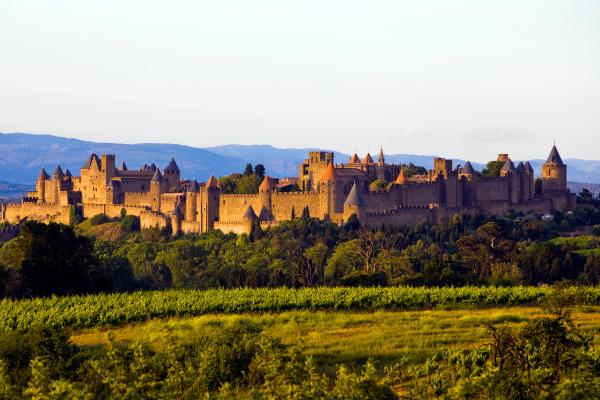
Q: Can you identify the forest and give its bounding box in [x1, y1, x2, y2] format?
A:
[1, 189, 600, 298]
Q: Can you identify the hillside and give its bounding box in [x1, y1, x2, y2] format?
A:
[2, 132, 600, 185]
[0, 133, 246, 183]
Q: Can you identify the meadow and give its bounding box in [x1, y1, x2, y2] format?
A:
[71, 306, 600, 369]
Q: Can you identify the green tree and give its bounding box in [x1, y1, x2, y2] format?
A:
[218, 176, 237, 194]
[244, 163, 254, 176]
[402, 163, 427, 177]
[325, 240, 361, 281]
[480, 160, 505, 177]
[236, 175, 261, 194]
[369, 179, 388, 191]
[0, 222, 97, 297]
[254, 164, 266, 178]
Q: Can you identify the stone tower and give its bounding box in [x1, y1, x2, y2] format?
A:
[150, 168, 163, 211]
[101, 154, 116, 183]
[433, 158, 453, 180]
[36, 168, 50, 204]
[185, 179, 199, 222]
[163, 158, 181, 192]
[541, 145, 567, 193]
[171, 207, 182, 236]
[500, 159, 521, 204]
[258, 176, 277, 220]
[319, 162, 344, 219]
[343, 181, 366, 223]
[242, 205, 258, 235]
[204, 175, 220, 230]
[52, 164, 64, 204]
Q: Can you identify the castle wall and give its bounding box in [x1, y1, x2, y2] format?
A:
[476, 177, 510, 202]
[270, 192, 322, 221]
[140, 211, 169, 230]
[365, 206, 433, 228]
[123, 192, 153, 208]
[405, 181, 442, 205]
[214, 220, 278, 235]
[3, 203, 70, 225]
[362, 189, 402, 212]
[218, 194, 265, 223]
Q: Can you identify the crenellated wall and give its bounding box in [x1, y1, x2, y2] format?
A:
[271, 191, 322, 220]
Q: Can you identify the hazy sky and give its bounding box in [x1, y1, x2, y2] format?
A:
[1, 0, 599, 162]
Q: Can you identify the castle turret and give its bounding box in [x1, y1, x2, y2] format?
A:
[433, 158, 453, 180]
[395, 169, 408, 185]
[51, 164, 64, 204]
[150, 168, 163, 211]
[101, 154, 116, 183]
[171, 207, 182, 236]
[163, 158, 181, 192]
[36, 168, 50, 203]
[258, 176, 277, 220]
[185, 179, 199, 222]
[541, 145, 567, 193]
[120, 161, 128, 171]
[242, 205, 258, 235]
[343, 181, 366, 224]
[349, 153, 360, 164]
[524, 162, 535, 199]
[362, 153, 374, 165]
[106, 179, 121, 205]
[500, 159, 520, 204]
[319, 162, 344, 218]
[204, 175, 220, 230]
[378, 147, 385, 165]
[459, 161, 476, 180]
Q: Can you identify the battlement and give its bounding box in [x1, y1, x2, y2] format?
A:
[272, 191, 320, 196]
[6, 146, 571, 233]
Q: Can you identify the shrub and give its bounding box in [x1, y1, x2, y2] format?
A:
[340, 271, 387, 287]
[89, 213, 110, 226]
[592, 225, 600, 236]
[120, 215, 140, 232]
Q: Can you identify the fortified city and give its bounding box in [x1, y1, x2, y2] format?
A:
[1, 145, 575, 235]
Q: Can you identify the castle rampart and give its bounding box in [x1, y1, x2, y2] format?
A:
[1, 145, 576, 235]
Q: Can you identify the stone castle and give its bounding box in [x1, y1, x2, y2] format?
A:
[0, 145, 576, 235]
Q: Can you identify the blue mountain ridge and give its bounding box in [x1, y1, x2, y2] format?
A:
[1, 133, 599, 187]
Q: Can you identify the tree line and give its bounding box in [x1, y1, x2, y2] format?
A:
[0, 189, 599, 297]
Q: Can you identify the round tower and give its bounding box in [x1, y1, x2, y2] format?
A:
[171, 207, 182, 236]
[319, 162, 344, 217]
[343, 181, 366, 224]
[242, 205, 258, 235]
[185, 179, 199, 222]
[258, 176, 276, 220]
[150, 168, 163, 211]
[541, 145, 567, 193]
[36, 168, 50, 204]
[52, 164, 64, 204]
[205, 175, 220, 230]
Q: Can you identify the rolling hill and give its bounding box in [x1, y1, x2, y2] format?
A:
[1, 133, 599, 190]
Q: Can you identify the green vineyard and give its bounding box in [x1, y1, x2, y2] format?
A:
[3, 285, 600, 332]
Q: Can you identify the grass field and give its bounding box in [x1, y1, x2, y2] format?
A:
[72, 306, 600, 370]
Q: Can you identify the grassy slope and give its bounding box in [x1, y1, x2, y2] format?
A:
[72, 307, 600, 369]
[75, 220, 123, 241]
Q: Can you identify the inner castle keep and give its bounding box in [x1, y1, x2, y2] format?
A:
[0, 145, 576, 235]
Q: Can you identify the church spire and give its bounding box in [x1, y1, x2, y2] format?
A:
[378, 146, 385, 164]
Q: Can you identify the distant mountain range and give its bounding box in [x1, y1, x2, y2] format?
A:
[1, 133, 600, 189]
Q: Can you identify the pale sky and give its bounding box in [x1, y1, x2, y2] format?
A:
[1, 0, 599, 162]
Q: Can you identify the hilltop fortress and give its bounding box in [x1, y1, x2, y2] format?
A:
[0, 146, 576, 235]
